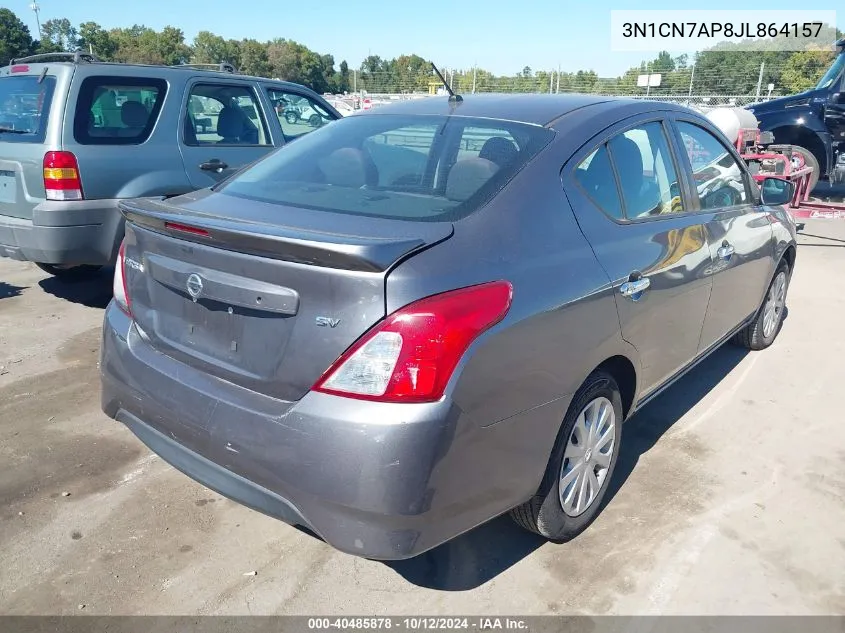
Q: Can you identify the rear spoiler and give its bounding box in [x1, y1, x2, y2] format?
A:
[119, 198, 453, 273]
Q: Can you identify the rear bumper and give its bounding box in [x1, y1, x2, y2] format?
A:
[0, 199, 123, 265]
[100, 302, 568, 560]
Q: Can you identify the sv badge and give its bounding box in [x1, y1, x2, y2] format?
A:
[315, 316, 341, 328]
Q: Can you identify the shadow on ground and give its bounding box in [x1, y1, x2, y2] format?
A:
[0, 282, 25, 300]
[386, 344, 749, 591]
[38, 268, 114, 309]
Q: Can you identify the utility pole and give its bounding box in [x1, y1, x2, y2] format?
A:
[29, 2, 42, 39]
[449, 68, 454, 91]
[556, 63, 560, 94]
[687, 64, 695, 99]
[549, 70, 553, 94]
[472, 64, 477, 94]
[755, 61, 765, 99]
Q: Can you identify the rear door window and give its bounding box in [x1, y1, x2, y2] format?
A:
[184, 83, 270, 146]
[0, 75, 57, 143]
[265, 88, 334, 140]
[73, 76, 166, 145]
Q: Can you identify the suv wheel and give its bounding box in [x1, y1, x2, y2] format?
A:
[35, 263, 103, 281]
[285, 111, 298, 124]
[510, 370, 623, 540]
[308, 114, 322, 127]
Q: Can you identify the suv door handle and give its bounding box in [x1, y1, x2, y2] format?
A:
[717, 242, 735, 260]
[200, 159, 228, 172]
[620, 276, 650, 299]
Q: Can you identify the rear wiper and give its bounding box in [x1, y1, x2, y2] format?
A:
[0, 127, 29, 134]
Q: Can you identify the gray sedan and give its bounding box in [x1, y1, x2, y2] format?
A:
[100, 94, 797, 560]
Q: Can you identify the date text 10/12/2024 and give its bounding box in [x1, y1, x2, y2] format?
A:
[307, 618, 529, 630]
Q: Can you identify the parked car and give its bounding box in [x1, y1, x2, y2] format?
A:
[325, 99, 355, 117]
[0, 53, 339, 279]
[101, 94, 797, 560]
[747, 37, 845, 191]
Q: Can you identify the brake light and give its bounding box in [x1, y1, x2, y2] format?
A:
[11, 65, 30, 73]
[313, 281, 513, 403]
[113, 240, 132, 316]
[43, 151, 83, 201]
[164, 221, 210, 237]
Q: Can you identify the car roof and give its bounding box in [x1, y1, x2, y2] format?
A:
[1, 59, 314, 92]
[360, 94, 692, 127]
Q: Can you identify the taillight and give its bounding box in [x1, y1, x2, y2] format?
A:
[313, 281, 513, 403]
[43, 151, 83, 201]
[113, 240, 132, 316]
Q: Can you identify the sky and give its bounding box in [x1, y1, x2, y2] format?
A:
[13, 0, 844, 77]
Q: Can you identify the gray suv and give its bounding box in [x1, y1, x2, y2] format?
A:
[0, 52, 339, 278]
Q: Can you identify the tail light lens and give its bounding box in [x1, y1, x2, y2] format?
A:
[113, 240, 132, 316]
[43, 151, 83, 201]
[313, 281, 513, 403]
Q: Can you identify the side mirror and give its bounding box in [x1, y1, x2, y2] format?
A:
[760, 177, 795, 206]
[832, 92, 845, 104]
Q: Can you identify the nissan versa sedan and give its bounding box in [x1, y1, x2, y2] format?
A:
[100, 94, 797, 560]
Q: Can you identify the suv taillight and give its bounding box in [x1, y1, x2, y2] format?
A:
[313, 281, 513, 403]
[113, 240, 132, 316]
[43, 151, 83, 201]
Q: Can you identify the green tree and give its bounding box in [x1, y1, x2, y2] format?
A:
[78, 22, 117, 59]
[0, 8, 34, 65]
[239, 38, 271, 77]
[779, 49, 836, 93]
[110, 25, 190, 65]
[40, 18, 78, 52]
[192, 31, 240, 66]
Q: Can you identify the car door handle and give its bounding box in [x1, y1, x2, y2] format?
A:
[619, 277, 650, 299]
[199, 159, 228, 172]
[717, 243, 735, 260]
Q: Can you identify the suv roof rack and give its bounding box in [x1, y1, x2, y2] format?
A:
[10, 51, 101, 65]
[171, 62, 238, 74]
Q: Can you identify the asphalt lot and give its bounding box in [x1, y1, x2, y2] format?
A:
[0, 219, 844, 616]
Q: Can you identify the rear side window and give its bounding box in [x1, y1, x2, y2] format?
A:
[0, 75, 57, 143]
[575, 145, 624, 220]
[73, 76, 166, 145]
[218, 114, 554, 222]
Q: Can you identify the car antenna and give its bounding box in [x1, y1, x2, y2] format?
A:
[430, 62, 463, 104]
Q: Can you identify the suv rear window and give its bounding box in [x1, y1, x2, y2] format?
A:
[0, 75, 57, 143]
[73, 76, 166, 145]
[219, 114, 554, 222]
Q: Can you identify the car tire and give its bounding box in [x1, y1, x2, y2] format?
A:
[790, 145, 820, 193]
[510, 370, 623, 541]
[35, 263, 103, 280]
[733, 260, 790, 351]
[308, 114, 322, 127]
[285, 112, 298, 124]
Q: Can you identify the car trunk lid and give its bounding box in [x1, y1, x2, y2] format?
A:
[120, 192, 453, 402]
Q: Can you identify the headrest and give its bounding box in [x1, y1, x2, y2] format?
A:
[120, 101, 149, 128]
[445, 157, 499, 202]
[216, 106, 243, 140]
[319, 148, 378, 187]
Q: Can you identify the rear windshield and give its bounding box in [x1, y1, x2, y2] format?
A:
[218, 114, 554, 222]
[0, 75, 56, 143]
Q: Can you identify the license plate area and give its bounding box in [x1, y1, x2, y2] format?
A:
[0, 170, 17, 204]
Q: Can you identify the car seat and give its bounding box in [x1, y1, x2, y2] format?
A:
[479, 137, 519, 169]
[216, 106, 243, 144]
